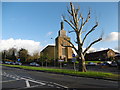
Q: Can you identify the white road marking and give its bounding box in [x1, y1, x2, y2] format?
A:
[53, 82, 68, 89]
[2, 72, 68, 89]
[6, 74, 9, 77]
[1, 79, 20, 83]
[103, 80, 118, 83]
[16, 78, 20, 80]
[20, 77, 46, 86]
[22, 76, 33, 80]
[9, 75, 13, 77]
[48, 84, 54, 87]
[12, 76, 17, 79]
[56, 86, 60, 88]
[25, 80, 30, 87]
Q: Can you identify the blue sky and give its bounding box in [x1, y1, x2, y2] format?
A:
[1, 2, 119, 54]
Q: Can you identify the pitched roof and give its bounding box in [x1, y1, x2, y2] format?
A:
[86, 48, 114, 55]
[41, 45, 55, 52]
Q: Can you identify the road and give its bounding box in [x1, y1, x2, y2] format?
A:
[1, 66, 119, 90]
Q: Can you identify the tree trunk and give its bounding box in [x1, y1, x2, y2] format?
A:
[78, 53, 87, 72]
[42, 62, 44, 67]
[46, 61, 47, 67]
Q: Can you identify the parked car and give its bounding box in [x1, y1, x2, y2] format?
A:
[100, 63, 107, 66]
[30, 62, 40, 66]
[0, 61, 3, 64]
[110, 61, 117, 67]
[100, 61, 112, 66]
[5, 61, 12, 64]
[11, 62, 16, 65]
[87, 62, 97, 66]
[116, 60, 120, 69]
[15, 62, 22, 65]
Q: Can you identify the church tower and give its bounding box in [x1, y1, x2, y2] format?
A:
[55, 21, 73, 61]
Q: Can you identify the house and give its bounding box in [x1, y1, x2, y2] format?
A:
[114, 53, 120, 60]
[85, 49, 116, 61]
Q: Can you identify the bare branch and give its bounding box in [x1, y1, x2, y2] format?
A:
[62, 14, 76, 31]
[82, 9, 91, 26]
[75, 6, 80, 22]
[79, 9, 91, 32]
[63, 37, 78, 53]
[74, 40, 78, 44]
[75, 8, 79, 17]
[82, 22, 98, 46]
[78, 14, 81, 22]
[79, 14, 84, 32]
[70, 2, 77, 27]
[67, 6, 73, 16]
[70, 19, 75, 26]
[68, 30, 75, 33]
[83, 38, 102, 56]
[76, 6, 80, 15]
[63, 18, 76, 31]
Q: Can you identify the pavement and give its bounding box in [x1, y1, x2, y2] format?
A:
[1, 66, 120, 90]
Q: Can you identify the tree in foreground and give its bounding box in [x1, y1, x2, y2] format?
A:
[62, 2, 102, 72]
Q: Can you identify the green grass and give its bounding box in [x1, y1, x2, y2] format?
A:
[1, 64, 119, 80]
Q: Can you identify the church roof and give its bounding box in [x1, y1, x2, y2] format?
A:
[41, 45, 55, 52]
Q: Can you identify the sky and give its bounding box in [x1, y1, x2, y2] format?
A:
[1, 2, 119, 55]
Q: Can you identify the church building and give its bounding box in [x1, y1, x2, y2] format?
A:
[40, 21, 73, 62]
[55, 21, 73, 61]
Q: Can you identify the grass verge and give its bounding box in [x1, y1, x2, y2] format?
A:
[1, 64, 119, 81]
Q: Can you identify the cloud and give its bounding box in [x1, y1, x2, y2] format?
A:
[0, 38, 42, 55]
[103, 32, 120, 42]
[72, 46, 97, 55]
[46, 32, 53, 36]
[114, 46, 120, 52]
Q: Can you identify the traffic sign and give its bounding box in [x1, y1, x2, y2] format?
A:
[72, 58, 76, 62]
[58, 60, 64, 62]
[18, 59, 20, 62]
[72, 54, 75, 57]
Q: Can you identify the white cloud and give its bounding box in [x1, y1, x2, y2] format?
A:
[87, 47, 97, 53]
[114, 46, 120, 52]
[103, 32, 120, 42]
[0, 38, 42, 55]
[46, 32, 53, 36]
[72, 46, 97, 55]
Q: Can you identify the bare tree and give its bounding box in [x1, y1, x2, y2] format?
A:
[62, 2, 102, 72]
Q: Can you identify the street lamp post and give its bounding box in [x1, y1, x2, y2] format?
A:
[54, 46, 56, 67]
[51, 38, 56, 67]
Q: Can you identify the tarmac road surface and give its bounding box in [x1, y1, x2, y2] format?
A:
[1, 66, 119, 90]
